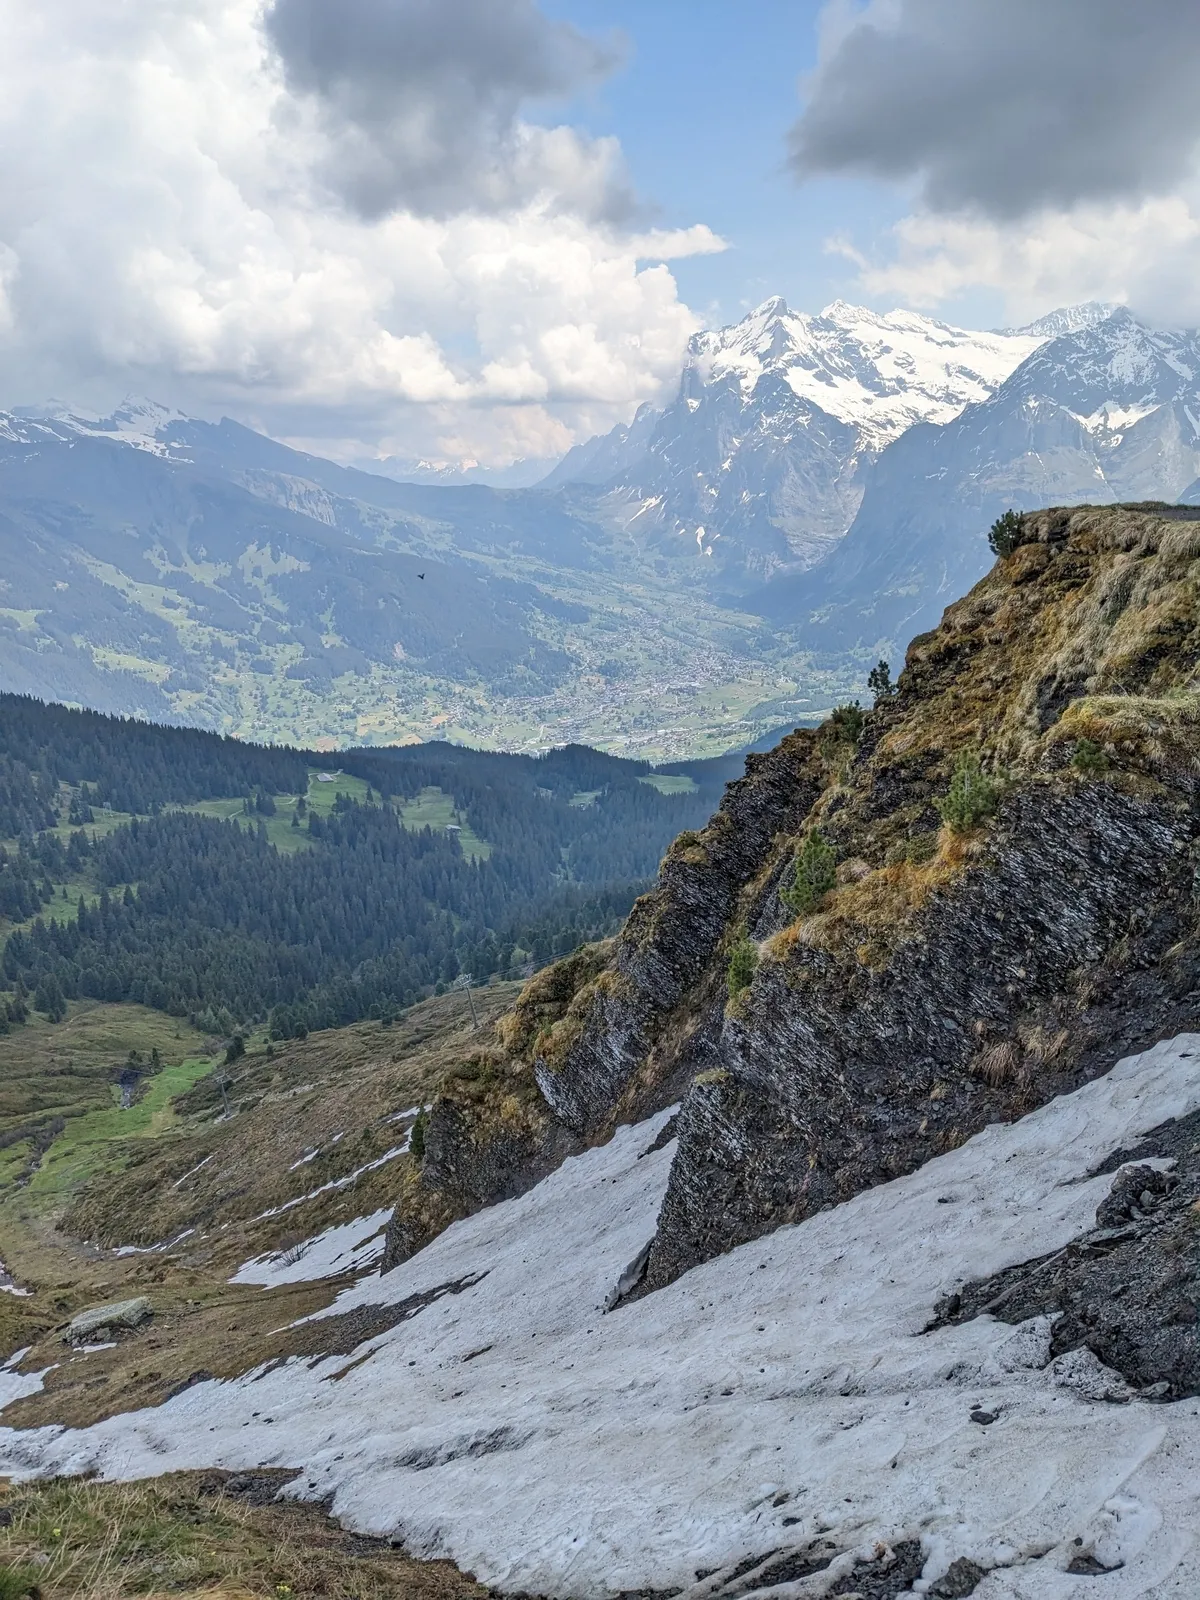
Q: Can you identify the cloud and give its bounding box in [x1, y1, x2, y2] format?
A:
[791, 0, 1200, 220]
[799, 0, 1200, 331]
[0, 0, 722, 466]
[830, 198, 1200, 330]
[264, 0, 627, 220]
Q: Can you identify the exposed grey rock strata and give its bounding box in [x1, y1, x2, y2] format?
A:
[936, 1107, 1200, 1397]
[380, 1109, 580, 1271]
[421, 1102, 579, 1214]
[534, 732, 825, 1137]
[65, 1296, 152, 1343]
[644, 779, 1200, 1290]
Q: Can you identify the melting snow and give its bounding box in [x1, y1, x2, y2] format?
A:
[2, 1039, 1200, 1598]
[0, 1260, 30, 1297]
[231, 1209, 393, 1288]
[0, 1348, 51, 1412]
[170, 1153, 214, 1190]
[111, 1228, 195, 1258]
[250, 1144, 410, 1223]
[289, 1131, 344, 1171]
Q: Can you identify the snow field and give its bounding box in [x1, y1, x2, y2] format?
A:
[693, 299, 1045, 449]
[231, 1208, 393, 1287]
[2, 1037, 1199, 1598]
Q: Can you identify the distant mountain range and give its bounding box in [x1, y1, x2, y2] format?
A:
[0, 396, 830, 758]
[542, 297, 1047, 580]
[763, 307, 1200, 649]
[1, 300, 1196, 754]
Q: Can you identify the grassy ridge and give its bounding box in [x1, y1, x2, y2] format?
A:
[22, 1051, 214, 1210]
[0, 1004, 211, 1197]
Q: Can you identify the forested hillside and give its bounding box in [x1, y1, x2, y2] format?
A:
[0, 695, 313, 837]
[0, 695, 731, 1036]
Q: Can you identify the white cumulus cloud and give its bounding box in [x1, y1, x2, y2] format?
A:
[0, 0, 723, 465]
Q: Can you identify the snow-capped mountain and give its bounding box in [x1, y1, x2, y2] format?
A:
[998, 301, 1120, 339]
[548, 298, 1045, 583]
[691, 296, 1043, 452]
[351, 453, 559, 489]
[778, 307, 1200, 648]
[6, 397, 193, 457]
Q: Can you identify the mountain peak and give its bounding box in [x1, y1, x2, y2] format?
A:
[689, 296, 1043, 449]
[14, 395, 192, 457]
[819, 298, 892, 326]
[998, 301, 1122, 339]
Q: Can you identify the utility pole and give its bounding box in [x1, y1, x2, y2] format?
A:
[452, 972, 479, 1030]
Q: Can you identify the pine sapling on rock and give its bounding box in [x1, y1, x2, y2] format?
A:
[781, 831, 837, 917]
[936, 753, 1001, 833]
[988, 508, 1025, 558]
[867, 659, 896, 701]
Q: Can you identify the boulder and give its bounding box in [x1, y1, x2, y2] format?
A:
[65, 1296, 151, 1344]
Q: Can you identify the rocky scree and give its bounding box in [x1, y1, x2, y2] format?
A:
[386, 505, 1200, 1291]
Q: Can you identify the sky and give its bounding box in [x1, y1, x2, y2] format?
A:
[2, 0, 1200, 469]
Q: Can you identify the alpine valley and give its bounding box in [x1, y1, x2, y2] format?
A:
[2, 503, 1199, 1599]
[10, 298, 1200, 760]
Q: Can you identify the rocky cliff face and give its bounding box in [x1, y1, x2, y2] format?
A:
[385, 504, 1200, 1288]
[381, 734, 825, 1268]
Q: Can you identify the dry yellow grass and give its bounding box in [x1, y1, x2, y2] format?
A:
[766, 824, 989, 969]
[0, 1472, 489, 1600]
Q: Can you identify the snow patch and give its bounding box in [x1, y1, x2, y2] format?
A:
[231, 1208, 393, 1288]
[289, 1131, 344, 1171]
[2, 1045, 1200, 1597]
[111, 1228, 195, 1258]
[0, 1260, 30, 1297]
[1079, 401, 1162, 434]
[170, 1154, 214, 1190]
[0, 1352, 52, 1417]
[251, 1145, 410, 1223]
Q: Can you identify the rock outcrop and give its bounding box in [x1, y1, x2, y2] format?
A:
[64, 1296, 152, 1345]
[382, 736, 824, 1269]
[936, 1104, 1200, 1398]
[386, 505, 1200, 1289]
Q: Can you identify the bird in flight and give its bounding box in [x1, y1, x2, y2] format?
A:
[418, 572, 425, 580]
